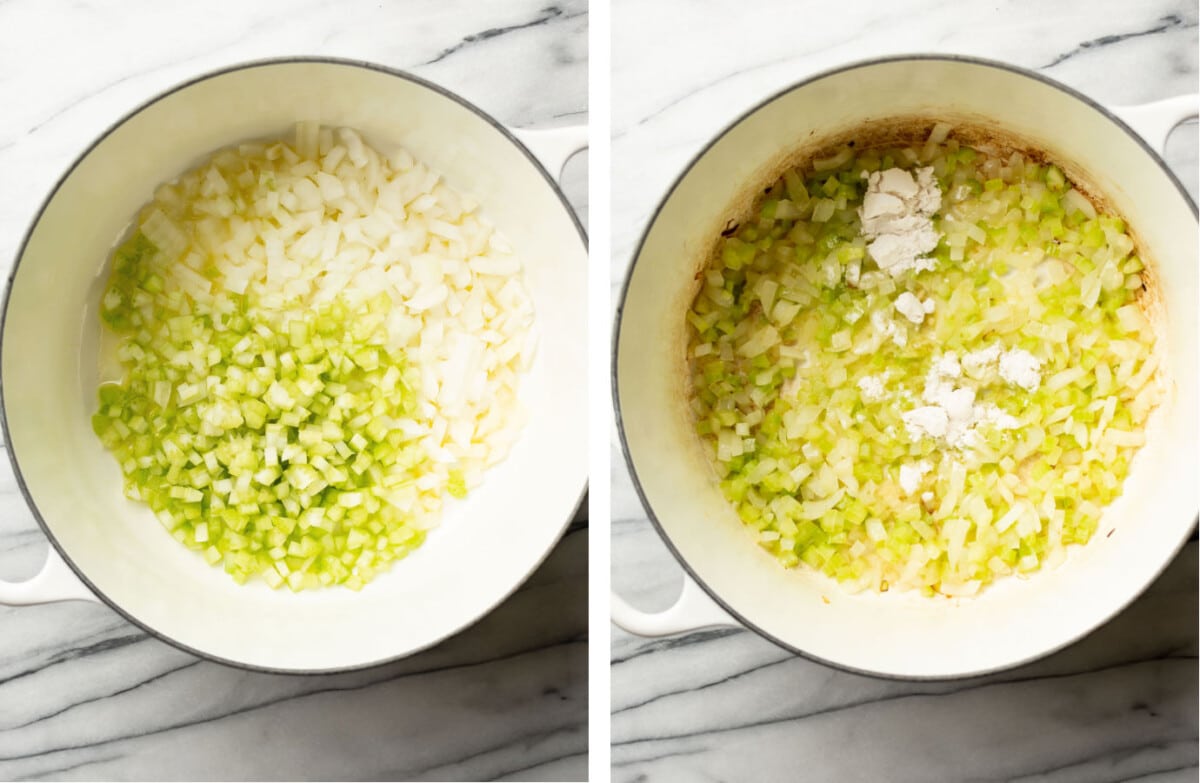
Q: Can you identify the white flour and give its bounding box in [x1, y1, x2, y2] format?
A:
[962, 344, 1002, 376]
[960, 343, 1043, 393]
[901, 352, 1022, 449]
[998, 348, 1043, 391]
[859, 167, 942, 277]
[899, 460, 932, 495]
[894, 291, 928, 324]
[858, 375, 886, 402]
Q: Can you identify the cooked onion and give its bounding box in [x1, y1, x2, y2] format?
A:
[686, 129, 1160, 596]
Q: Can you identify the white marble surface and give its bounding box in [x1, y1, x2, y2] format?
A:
[0, 1, 587, 780]
[611, 1, 1198, 781]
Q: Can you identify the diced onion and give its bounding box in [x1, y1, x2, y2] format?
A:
[94, 124, 534, 590]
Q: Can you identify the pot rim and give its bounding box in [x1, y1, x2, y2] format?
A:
[611, 52, 1197, 681]
[0, 55, 588, 675]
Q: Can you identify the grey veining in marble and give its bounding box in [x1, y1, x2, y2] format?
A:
[0, 1, 588, 781]
[611, 1, 1198, 781]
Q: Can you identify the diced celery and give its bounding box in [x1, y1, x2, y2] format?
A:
[685, 132, 1159, 596]
[92, 124, 526, 591]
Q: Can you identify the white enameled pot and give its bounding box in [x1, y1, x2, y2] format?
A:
[612, 55, 1197, 679]
[0, 58, 588, 672]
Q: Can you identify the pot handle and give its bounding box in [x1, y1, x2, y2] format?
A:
[0, 545, 97, 605]
[611, 573, 739, 637]
[510, 125, 588, 180]
[1109, 94, 1199, 153]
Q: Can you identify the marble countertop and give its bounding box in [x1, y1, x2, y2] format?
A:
[0, 1, 587, 781]
[610, 1, 1198, 781]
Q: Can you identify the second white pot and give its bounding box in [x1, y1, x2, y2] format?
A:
[613, 55, 1198, 679]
